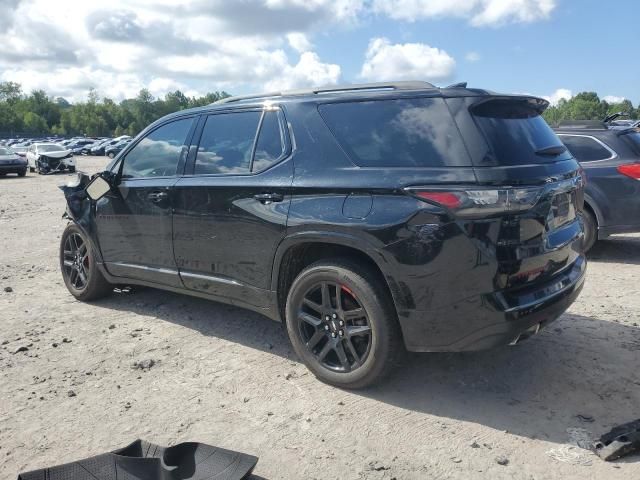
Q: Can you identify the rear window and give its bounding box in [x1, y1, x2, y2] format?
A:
[471, 99, 573, 165]
[558, 135, 614, 162]
[621, 131, 640, 156]
[319, 98, 470, 167]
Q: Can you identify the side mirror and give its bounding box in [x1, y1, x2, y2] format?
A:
[85, 174, 112, 201]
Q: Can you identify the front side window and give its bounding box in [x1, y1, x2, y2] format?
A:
[121, 117, 194, 178]
[559, 135, 614, 162]
[195, 111, 262, 175]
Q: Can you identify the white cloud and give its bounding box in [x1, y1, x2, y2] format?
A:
[603, 95, 626, 104]
[372, 0, 556, 26]
[543, 88, 573, 106]
[0, 0, 350, 101]
[287, 32, 313, 53]
[465, 51, 481, 62]
[360, 37, 455, 83]
[264, 51, 341, 90]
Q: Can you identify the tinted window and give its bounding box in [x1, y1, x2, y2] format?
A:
[319, 98, 470, 167]
[195, 111, 261, 175]
[252, 111, 285, 172]
[472, 99, 573, 165]
[122, 117, 194, 178]
[559, 135, 613, 162]
[621, 132, 640, 156]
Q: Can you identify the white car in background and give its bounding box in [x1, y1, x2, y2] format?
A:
[26, 143, 76, 174]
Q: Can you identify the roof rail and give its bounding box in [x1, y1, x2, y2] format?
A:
[213, 81, 436, 105]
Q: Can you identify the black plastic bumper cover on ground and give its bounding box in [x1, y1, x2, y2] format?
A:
[17, 439, 258, 480]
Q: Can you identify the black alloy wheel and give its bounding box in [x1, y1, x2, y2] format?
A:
[286, 259, 402, 388]
[62, 232, 90, 290]
[296, 281, 372, 373]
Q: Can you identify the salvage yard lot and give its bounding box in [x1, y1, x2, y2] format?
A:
[1, 155, 639, 479]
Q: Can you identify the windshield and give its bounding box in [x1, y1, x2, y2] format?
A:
[472, 99, 573, 165]
[38, 144, 65, 152]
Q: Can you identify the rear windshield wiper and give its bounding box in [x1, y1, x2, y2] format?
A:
[535, 145, 567, 156]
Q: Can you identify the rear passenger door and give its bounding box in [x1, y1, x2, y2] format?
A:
[172, 107, 293, 307]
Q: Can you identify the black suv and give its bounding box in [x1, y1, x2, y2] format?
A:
[553, 120, 640, 250]
[60, 81, 586, 388]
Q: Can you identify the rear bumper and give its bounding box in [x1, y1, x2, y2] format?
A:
[399, 256, 586, 352]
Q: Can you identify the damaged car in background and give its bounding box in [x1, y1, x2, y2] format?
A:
[58, 81, 587, 389]
[26, 142, 76, 174]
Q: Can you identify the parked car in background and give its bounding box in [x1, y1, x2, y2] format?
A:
[90, 138, 120, 156]
[26, 143, 75, 174]
[105, 139, 132, 158]
[0, 146, 27, 177]
[554, 122, 640, 250]
[10, 145, 27, 160]
[60, 81, 586, 388]
[68, 139, 96, 155]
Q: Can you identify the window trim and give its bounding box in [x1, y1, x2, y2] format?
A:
[186, 106, 291, 178]
[557, 133, 618, 163]
[116, 114, 199, 181]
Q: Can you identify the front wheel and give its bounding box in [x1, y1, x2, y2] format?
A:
[285, 258, 402, 389]
[18, 169, 26, 177]
[60, 224, 112, 301]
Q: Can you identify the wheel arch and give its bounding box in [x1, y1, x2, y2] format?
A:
[272, 233, 397, 322]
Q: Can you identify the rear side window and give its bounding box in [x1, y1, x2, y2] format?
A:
[471, 99, 573, 165]
[319, 98, 470, 167]
[195, 111, 261, 175]
[558, 135, 614, 162]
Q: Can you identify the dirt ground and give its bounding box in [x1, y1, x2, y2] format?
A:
[1, 155, 639, 479]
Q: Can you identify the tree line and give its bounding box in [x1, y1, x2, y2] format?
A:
[0, 82, 230, 138]
[0, 81, 637, 138]
[543, 92, 638, 125]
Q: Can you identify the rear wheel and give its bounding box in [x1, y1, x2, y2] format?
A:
[60, 224, 112, 301]
[18, 169, 26, 177]
[582, 209, 597, 252]
[285, 258, 402, 389]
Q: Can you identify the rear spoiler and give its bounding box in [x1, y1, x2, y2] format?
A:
[470, 96, 550, 117]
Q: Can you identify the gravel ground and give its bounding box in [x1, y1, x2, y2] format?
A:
[1, 155, 639, 479]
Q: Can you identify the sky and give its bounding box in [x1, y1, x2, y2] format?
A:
[0, 0, 638, 105]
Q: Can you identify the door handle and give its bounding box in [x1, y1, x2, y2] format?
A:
[254, 192, 284, 204]
[148, 191, 169, 203]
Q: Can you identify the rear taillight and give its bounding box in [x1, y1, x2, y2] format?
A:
[406, 186, 542, 217]
[617, 163, 640, 180]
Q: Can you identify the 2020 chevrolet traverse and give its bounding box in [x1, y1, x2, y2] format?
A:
[60, 81, 586, 388]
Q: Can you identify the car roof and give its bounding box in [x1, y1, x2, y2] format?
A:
[155, 81, 548, 124]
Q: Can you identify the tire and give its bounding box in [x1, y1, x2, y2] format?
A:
[285, 258, 402, 389]
[582, 209, 597, 253]
[60, 223, 112, 301]
[18, 169, 26, 177]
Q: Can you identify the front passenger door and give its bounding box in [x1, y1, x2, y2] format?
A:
[95, 116, 197, 287]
